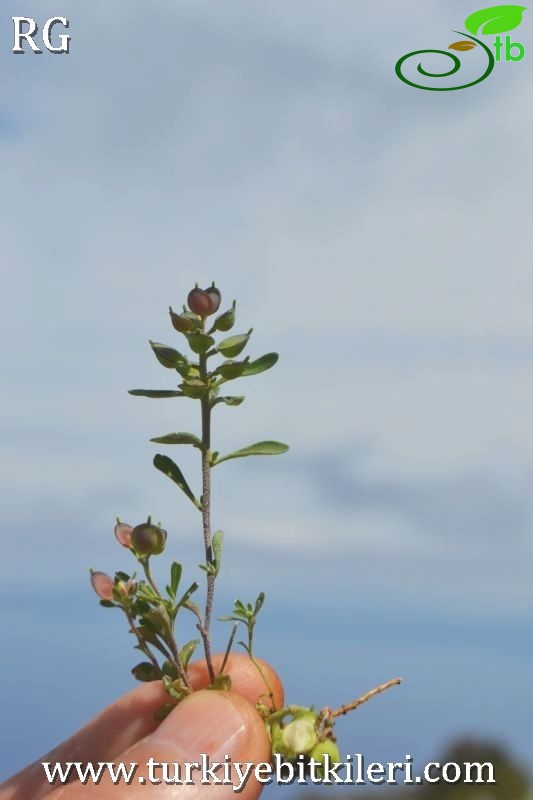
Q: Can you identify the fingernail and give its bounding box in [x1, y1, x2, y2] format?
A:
[150, 690, 249, 761]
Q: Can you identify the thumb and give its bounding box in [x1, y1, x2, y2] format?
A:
[57, 690, 272, 799]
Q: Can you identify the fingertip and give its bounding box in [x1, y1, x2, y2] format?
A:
[151, 689, 270, 761]
[117, 689, 272, 800]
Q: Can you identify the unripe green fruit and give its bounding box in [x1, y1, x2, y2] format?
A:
[131, 523, 167, 556]
[188, 288, 212, 317]
[270, 727, 285, 756]
[281, 715, 318, 758]
[169, 307, 196, 333]
[309, 740, 341, 778]
[214, 303, 236, 332]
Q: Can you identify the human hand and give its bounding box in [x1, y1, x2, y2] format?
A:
[0, 654, 284, 799]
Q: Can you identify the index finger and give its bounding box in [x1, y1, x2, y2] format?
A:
[0, 654, 283, 800]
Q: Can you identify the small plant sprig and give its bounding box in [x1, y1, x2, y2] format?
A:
[90, 283, 401, 766]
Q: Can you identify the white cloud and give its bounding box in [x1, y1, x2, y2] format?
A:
[1, 0, 532, 617]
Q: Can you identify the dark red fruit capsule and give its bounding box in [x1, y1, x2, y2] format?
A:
[188, 288, 213, 317]
[131, 523, 167, 556]
[206, 286, 221, 313]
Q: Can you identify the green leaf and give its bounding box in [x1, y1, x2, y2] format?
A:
[254, 592, 265, 616]
[132, 662, 161, 682]
[99, 599, 116, 609]
[215, 359, 249, 380]
[166, 562, 182, 599]
[161, 660, 179, 679]
[150, 341, 187, 369]
[153, 454, 202, 510]
[183, 600, 202, 618]
[143, 606, 172, 637]
[134, 626, 171, 658]
[465, 5, 526, 35]
[234, 599, 248, 616]
[213, 441, 289, 466]
[217, 330, 253, 358]
[150, 432, 202, 448]
[188, 332, 215, 355]
[179, 639, 200, 669]
[179, 380, 208, 399]
[176, 581, 199, 609]
[175, 363, 200, 380]
[212, 395, 245, 408]
[221, 599, 251, 623]
[241, 352, 278, 377]
[212, 530, 224, 576]
[137, 583, 160, 604]
[199, 561, 217, 576]
[129, 389, 184, 398]
[162, 676, 183, 700]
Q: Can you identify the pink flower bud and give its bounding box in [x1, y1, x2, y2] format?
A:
[114, 522, 133, 548]
[90, 570, 114, 601]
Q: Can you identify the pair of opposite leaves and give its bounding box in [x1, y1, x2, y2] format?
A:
[449, 4, 526, 52]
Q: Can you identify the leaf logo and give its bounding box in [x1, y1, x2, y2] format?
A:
[449, 40, 478, 50]
[465, 4, 527, 35]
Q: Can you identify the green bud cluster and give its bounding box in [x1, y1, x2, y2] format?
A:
[268, 706, 341, 775]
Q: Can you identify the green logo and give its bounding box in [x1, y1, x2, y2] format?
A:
[396, 4, 526, 90]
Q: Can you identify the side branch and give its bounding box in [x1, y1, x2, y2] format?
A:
[329, 677, 402, 719]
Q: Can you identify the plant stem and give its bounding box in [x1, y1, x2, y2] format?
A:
[250, 655, 275, 710]
[219, 623, 238, 675]
[142, 559, 191, 690]
[245, 618, 275, 709]
[199, 351, 215, 683]
[329, 677, 402, 719]
[124, 609, 160, 672]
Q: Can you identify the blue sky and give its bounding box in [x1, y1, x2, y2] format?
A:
[1, 0, 532, 784]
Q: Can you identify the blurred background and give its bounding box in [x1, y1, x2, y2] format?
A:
[0, 0, 531, 792]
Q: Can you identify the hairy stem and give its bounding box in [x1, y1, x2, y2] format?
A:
[329, 677, 402, 719]
[199, 351, 215, 683]
[184, 601, 214, 668]
[142, 559, 191, 690]
[124, 609, 160, 671]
